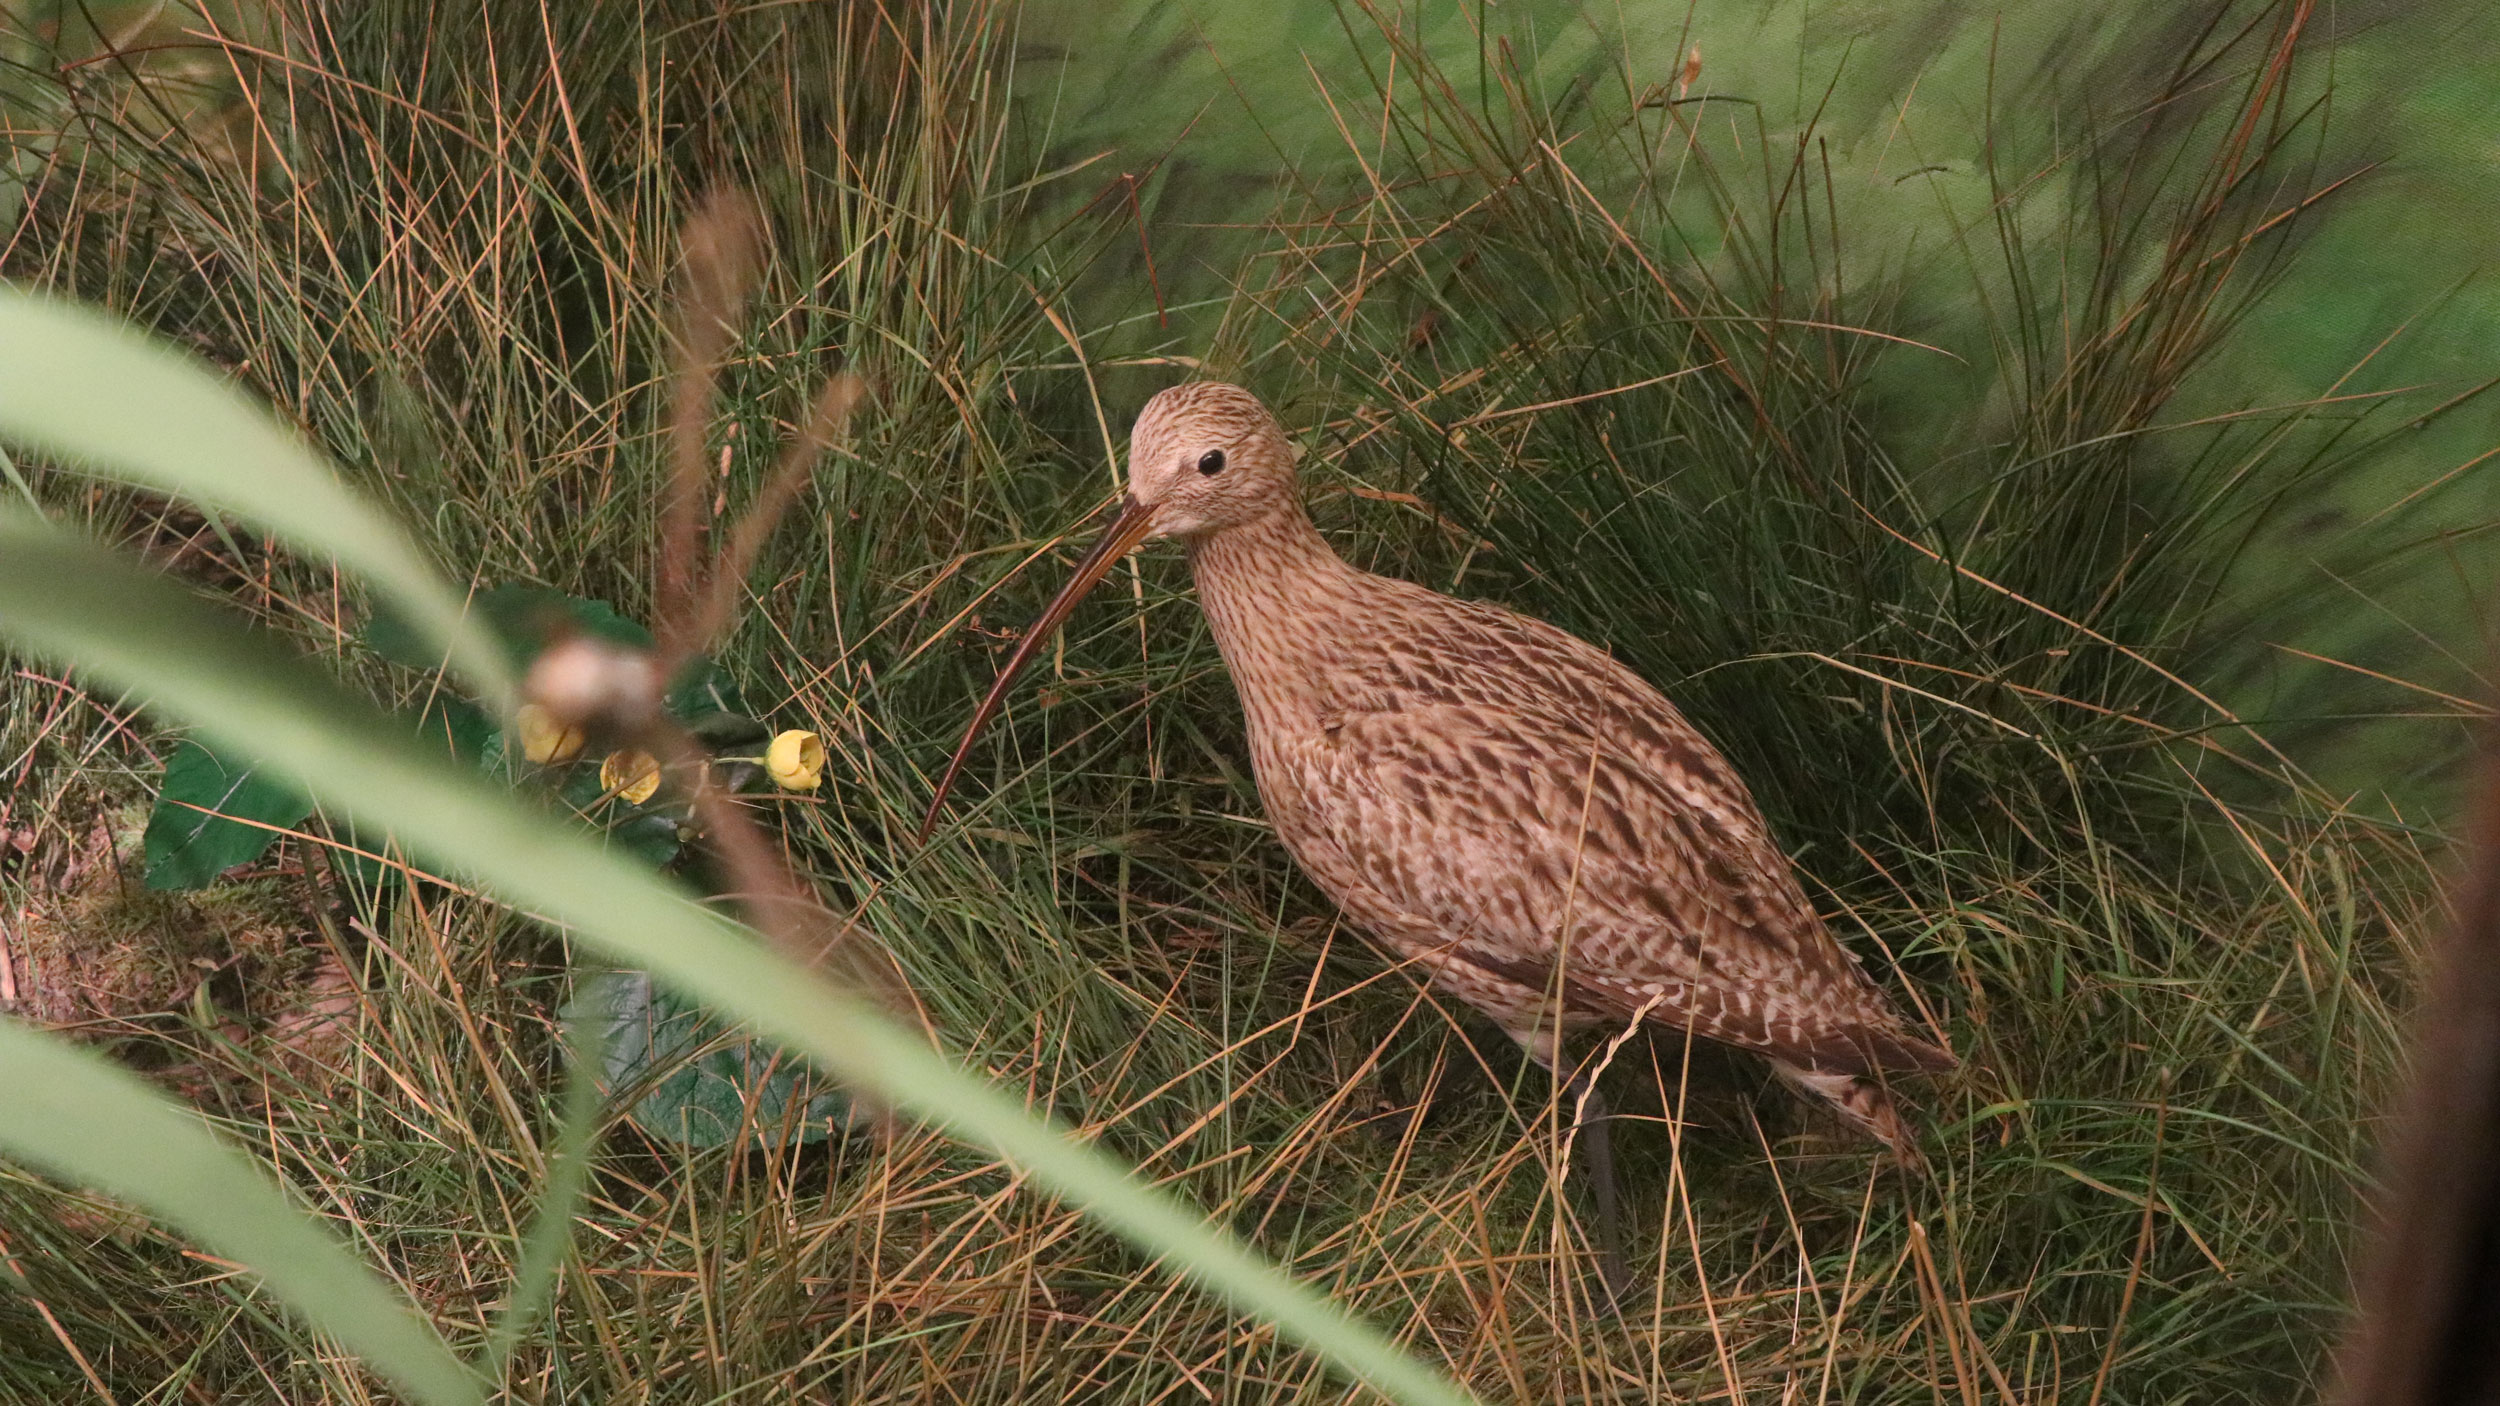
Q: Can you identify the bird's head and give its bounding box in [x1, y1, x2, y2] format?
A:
[918, 381, 1298, 840]
[1122, 381, 1300, 541]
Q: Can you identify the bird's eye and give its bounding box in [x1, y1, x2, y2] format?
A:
[1196, 449, 1226, 475]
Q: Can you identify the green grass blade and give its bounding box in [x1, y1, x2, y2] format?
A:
[0, 514, 1472, 1406]
[0, 289, 510, 705]
[0, 1018, 483, 1406]
[476, 1017, 605, 1377]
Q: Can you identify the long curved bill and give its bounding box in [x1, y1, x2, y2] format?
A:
[918, 494, 1159, 843]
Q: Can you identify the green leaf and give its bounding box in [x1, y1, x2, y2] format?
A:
[0, 1018, 482, 1406]
[606, 811, 685, 869]
[0, 513, 1474, 1406]
[371, 584, 768, 753]
[414, 695, 494, 763]
[667, 653, 768, 749]
[482, 585, 652, 652]
[569, 969, 859, 1148]
[663, 654, 749, 720]
[684, 710, 772, 749]
[365, 584, 651, 674]
[0, 288, 509, 705]
[142, 739, 315, 890]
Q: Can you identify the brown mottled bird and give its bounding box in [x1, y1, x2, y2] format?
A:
[926, 383, 1953, 1274]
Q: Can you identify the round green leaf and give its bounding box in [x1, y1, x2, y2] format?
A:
[143, 740, 314, 889]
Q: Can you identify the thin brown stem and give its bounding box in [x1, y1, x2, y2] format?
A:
[663, 373, 868, 674]
[658, 189, 763, 641]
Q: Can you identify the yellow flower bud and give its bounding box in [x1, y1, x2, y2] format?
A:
[765, 729, 826, 792]
[513, 703, 586, 765]
[600, 749, 662, 805]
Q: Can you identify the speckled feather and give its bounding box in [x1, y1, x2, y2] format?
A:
[1098, 384, 1946, 1155]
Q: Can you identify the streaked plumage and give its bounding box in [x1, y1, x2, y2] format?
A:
[927, 381, 1952, 1172]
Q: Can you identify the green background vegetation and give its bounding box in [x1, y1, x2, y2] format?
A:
[2, 0, 2492, 1400]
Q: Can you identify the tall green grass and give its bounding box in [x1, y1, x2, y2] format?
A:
[2, 0, 2485, 1400]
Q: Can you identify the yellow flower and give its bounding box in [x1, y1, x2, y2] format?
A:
[600, 749, 662, 805]
[514, 703, 586, 765]
[765, 729, 826, 792]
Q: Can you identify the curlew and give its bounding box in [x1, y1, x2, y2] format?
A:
[924, 382, 1954, 1288]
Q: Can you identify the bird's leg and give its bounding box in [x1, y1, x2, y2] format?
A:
[1564, 1060, 1634, 1310]
[1521, 1019, 1636, 1309]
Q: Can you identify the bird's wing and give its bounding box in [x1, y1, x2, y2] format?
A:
[1291, 695, 1945, 1075]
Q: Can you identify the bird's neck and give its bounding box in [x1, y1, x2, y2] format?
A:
[1186, 506, 1358, 690]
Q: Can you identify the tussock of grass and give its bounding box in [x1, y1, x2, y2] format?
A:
[0, 0, 2484, 1400]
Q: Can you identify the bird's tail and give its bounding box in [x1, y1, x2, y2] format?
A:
[1768, 1060, 1930, 1176]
